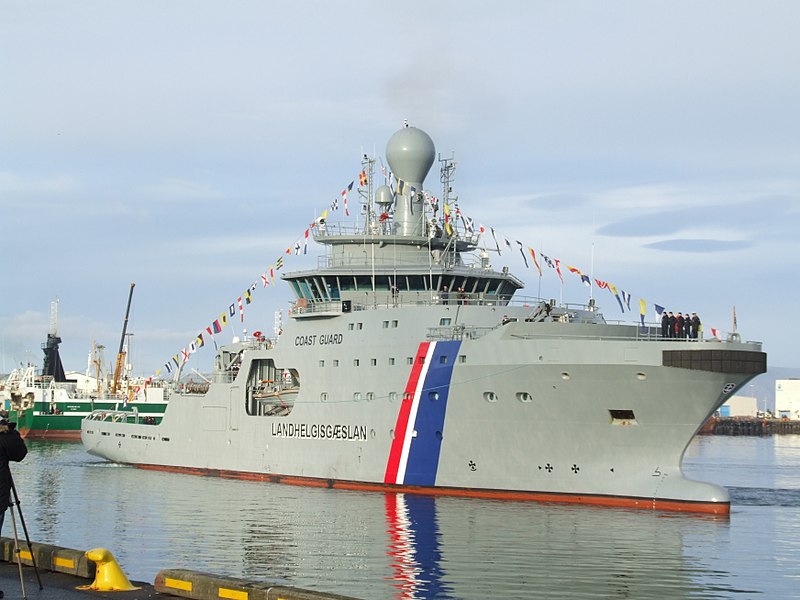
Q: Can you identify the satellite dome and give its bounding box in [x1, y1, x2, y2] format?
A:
[375, 185, 393, 208]
[385, 125, 435, 186]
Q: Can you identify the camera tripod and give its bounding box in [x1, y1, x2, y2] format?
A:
[7, 473, 42, 599]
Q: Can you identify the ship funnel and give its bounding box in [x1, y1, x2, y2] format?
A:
[386, 124, 435, 236]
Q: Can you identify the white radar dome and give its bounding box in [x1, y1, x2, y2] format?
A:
[385, 125, 435, 186]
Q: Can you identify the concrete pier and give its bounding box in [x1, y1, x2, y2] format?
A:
[0, 539, 360, 600]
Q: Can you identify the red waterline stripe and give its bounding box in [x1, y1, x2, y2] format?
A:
[135, 463, 730, 516]
[384, 342, 430, 484]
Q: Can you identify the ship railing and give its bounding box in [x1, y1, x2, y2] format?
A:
[84, 408, 156, 425]
[427, 325, 495, 341]
[290, 291, 517, 315]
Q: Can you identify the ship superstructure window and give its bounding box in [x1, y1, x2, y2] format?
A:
[333, 360, 339, 367]
[348, 323, 354, 331]
[366, 392, 375, 402]
[354, 392, 362, 402]
[389, 357, 395, 365]
[440, 318, 451, 326]
[429, 392, 440, 401]
[357, 322, 364, 330]
[459, 355, 467, 363]
[389, 392, 398, 402]
[319, 360, 324, 367]
[383, 321, 389, 328]
[484, 391, 498, 403]
[407, 357, 413, 365]
[439, 355, 449, 364]
[392, 320, 398, 327]
[353, 359, 360, 366]
[403, 392, 413, 401]
[371, 358, 377, 366]
[516, 392, 533, 403]
[321, 392, 328, 402]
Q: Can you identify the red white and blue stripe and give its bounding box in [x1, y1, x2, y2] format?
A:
[384, 340, 462, 486]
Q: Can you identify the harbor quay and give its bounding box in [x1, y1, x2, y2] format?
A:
[0, 539, 359, 600]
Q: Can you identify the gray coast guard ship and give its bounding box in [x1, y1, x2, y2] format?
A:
[82, 124, 766, 514]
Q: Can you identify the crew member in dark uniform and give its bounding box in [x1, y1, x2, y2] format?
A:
[668, 312, 676, 338]
[661, 312, 670, 338]
[676, 312, 685, 339]
[691, 313, 701, 339]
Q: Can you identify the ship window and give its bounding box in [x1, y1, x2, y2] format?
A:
[459, 355, 467, 363]
[366, 392, 375, 402]
[429, 392, 440, 401]
[383, 321, 389, 328]
[418, 356, 425, 364]
[516, 392, 533, 403]
[353, 359, 360, 366]
[407, 357, 413, 365]
[440, 318, 451, 326]
[319, 360, 324, 367]
[389, 392, 398, 402]
[353, 392, 362, 402]
[392, 320, 398, 327]
[357, 322, 364, 330]
[389, 357, 395, 366]
[403, 392, 413, 401]
[321, 392, 328, 402]
[371, 358, 377, 366]
[333, 359, 339, 367]
[439, 355, 449, 364]
[348, 323, 354, 331]
[483, 391, 498, 403]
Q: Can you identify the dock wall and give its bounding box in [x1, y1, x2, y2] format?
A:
[701, 418, 800, 436]
[0, 538, 359, 600]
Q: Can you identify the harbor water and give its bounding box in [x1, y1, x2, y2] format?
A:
[7, 435, 800, 599]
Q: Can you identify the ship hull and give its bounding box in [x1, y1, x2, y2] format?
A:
[81, 306, 764, 514]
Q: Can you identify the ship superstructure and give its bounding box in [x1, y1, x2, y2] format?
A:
[81, 124, 766, 513]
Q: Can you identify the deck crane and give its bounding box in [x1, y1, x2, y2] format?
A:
[111, 283, 135, 395]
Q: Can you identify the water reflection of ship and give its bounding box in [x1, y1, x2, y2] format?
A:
[385, 494, 447, 599]
[382, 494, 733, 599]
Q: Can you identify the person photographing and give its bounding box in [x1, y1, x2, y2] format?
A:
[0, 411, 28, 598]
[0, 410, 27, 533]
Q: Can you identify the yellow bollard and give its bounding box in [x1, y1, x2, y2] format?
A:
[76, 548, 141, 591]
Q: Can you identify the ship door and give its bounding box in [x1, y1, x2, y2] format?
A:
[229, 386, 240, 431]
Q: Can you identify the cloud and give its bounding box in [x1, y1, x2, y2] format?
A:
[643, 239, 751, 253]
[141, 178, 222, 201]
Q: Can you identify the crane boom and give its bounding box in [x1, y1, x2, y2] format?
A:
[111, 283, 135, 394]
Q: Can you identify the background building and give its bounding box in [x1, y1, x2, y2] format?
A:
[775, 379, 800, 420]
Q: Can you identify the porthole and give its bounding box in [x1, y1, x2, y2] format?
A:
[366, 392, 375, 402]
[636, 372, 647, 381]
[353, 392, 362, 402]
[429, 391, 440, 401]
[516, 392, 533, 403]
[483, 391, 498, 403]
[320, 392, 328, 402]
[388, 392, 398, 402]
[561, 372, 571, 380]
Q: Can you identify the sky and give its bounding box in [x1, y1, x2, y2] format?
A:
[2, 1, 799, 397]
